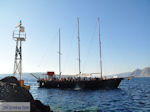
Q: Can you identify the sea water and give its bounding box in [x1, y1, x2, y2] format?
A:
[1, 74, 150, 112]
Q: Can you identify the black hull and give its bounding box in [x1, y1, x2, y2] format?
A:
[37, 78, 123, 90]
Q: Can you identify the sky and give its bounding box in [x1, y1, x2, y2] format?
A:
[0, 0, 150, 75]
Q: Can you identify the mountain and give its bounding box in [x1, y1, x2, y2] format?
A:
[116, 72, 132, 78]
[142, 67, 150, 76]
[131, 67, 150, 77]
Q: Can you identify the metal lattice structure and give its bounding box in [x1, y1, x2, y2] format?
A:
[13, 20, 26, 80]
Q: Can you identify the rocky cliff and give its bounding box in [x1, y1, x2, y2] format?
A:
[131, 67, 150, 77]
[0, 76, 52, 112]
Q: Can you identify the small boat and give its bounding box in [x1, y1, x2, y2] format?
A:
[37, 18, 123, 89]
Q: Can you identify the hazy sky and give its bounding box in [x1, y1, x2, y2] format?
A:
[0, 0, 149, 75]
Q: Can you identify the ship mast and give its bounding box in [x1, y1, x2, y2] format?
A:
[58, 28, 61, 77]
[98, 18, 103, 79]
[77, 18, 81, 75]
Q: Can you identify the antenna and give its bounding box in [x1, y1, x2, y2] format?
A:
[13, 20, 26, 80]
[58, 28, 61, 77]
[77, 17, 81, 75]
[98, 18, 103, 79]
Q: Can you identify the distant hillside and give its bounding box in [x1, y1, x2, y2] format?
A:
[131, 67, 150, 77]
[116, 72, 131, 78]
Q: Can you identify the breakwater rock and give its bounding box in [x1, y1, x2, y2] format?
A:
[0, 76, 51, 112]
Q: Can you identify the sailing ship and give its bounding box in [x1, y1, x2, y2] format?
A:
[37, 18, 123, 89]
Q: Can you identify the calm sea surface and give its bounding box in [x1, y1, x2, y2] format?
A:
[1, 75, 150, 112]
[27, 77, 150, 112]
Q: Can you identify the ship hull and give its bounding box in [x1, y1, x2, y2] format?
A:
[37, 78, 123, 89]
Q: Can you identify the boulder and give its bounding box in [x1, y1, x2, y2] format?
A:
[31, 100, 51, 112]
[0, 76, 20, 86]
[0, 76, 51, 112]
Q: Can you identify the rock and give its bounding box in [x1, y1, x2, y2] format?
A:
[31, 100, 51, 112]
[0, 81, 33, 102]
[0, 76, 20, 86]
[0, 76, 51, 112]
